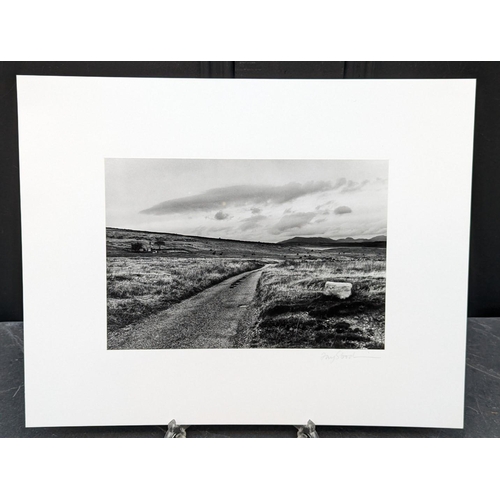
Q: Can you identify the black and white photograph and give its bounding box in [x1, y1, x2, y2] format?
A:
[106, 159, 388, 350]
[16, 75, 475, 429]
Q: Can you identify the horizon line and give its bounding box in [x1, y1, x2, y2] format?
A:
[106, 226, 387, 244]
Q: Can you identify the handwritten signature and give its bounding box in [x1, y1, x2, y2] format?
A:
[321, 353, 380, 363]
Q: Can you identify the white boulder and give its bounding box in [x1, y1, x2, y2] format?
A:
[323, 281, 352, 299]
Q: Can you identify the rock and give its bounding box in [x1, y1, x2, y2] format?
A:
[323, 281, 352, 299]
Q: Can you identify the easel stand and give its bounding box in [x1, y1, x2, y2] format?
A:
[164, 419, 189, 438]
[295, 420, 319, 438]
[164, 419, 319, 438]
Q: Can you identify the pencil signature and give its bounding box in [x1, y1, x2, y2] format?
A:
[320, 353, 381, 363]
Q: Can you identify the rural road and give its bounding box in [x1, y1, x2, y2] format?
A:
[110, 265, 271, 349]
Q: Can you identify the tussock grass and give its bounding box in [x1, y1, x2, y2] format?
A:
[107, 257, 262, 331]
[250, 250, 386, 349]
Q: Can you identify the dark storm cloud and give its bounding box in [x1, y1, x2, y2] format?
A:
[334, 206, 352, 215]
[140, 181, 334, 215]
[270, 212, 316, 234]
[239, 214, 268, 231]
[214, 211, 230, 220]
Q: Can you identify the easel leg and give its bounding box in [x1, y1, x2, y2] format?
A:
[295, 420, 319, 438]
[164, 419, 189, 438]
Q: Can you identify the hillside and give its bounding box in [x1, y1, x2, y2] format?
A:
[107, 228, 387, 258]
[107, 227, 287, 259]
[279, 235, 387, 247]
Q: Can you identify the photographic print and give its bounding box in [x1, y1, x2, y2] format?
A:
[106, 159, 388, 350]
[18, 76, 475, 428]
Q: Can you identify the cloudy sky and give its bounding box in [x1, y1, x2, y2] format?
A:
[105, 159, 388, 242]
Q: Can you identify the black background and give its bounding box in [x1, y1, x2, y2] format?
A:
[1, 61, 499, 320]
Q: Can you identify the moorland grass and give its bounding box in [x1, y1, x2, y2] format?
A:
[107, 256, 263, 331]
[250, 251, 386, 349]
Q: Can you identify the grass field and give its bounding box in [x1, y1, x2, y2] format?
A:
[107, 257, 263, 331]
[106, 228, 386, 349]
[248, 250, 386, 349]
[106, 227, 294, 259]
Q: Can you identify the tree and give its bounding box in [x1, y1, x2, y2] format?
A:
[155, 239, 166, 251]
[131, 242, 144, 253]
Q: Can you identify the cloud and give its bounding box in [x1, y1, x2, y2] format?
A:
[239, 214, 267, 231]
[214, 211, 229, 220]
[334, 206, 352, 215]
[341, 180, 369, 193]
[251, 207, 262, 214]
[316, 201, 334, 210]
[208, 225, 231, 234]
[270, 212, 316, 234]
[140, 181, 334, 215]
[332, 178, 347, 189]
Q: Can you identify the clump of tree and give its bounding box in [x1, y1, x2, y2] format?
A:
[131, 242, 144, 253]
[154, 238, 166, 251]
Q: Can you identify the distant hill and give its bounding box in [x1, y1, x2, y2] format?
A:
[279, 235, 386, 247]
[107, 227, 294, 259]
[106, 227, 387, 258]
[278, 237, 335, 246]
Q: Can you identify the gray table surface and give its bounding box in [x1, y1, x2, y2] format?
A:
[1, 319, 498, 438]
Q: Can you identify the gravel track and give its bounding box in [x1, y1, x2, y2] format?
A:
[108, 265, 270, 349]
